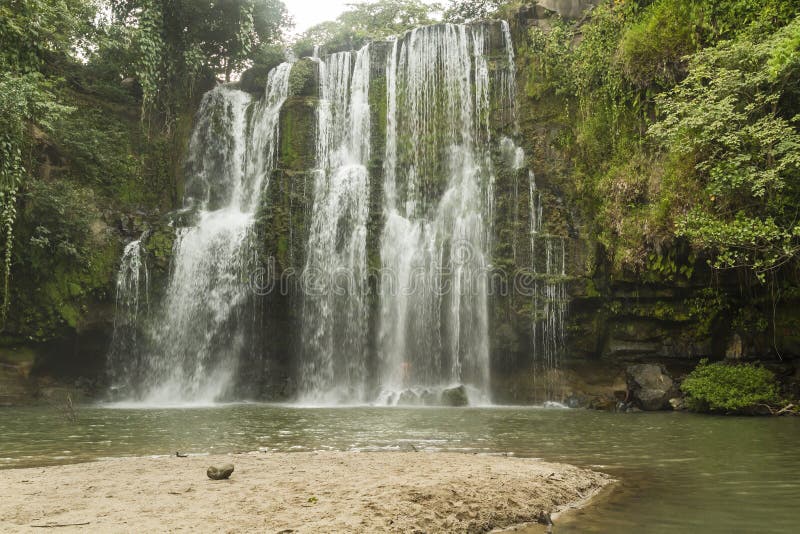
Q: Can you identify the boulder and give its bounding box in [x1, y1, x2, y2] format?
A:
[440, 385, 469, 407]
[626, 364, 677, 411]
[397, 390, 420, 406]
[207, 464, 234, 480]
[238, 64, 272, 94]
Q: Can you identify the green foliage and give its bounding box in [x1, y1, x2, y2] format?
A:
[250, 43, 286, 73]
[650, 19, 800, 281]
[526, 18, 579, 99]
[685, 288, 728, 336]
[0, 0, 198, 338]
[731, 306, 769, 335]
[23, 181, 96, 263]
[617, 0, 705, 88]
[239, 64, 273, 94]
[288, 60, 315, 97]
[767, 21, 800, 81]
[0, 0, 92, 329]
[0, 73, 73, 327]
[294, 0, 440, 54]
[51, 104, 139, 190]
[522, 0, 800, 283]
[706, 0, 800, 39]
[527, 3, 633, 161]
[12, 179, 117, 340]
[0, 0, 96, 73]
[113, 0, 290, 129]
[681, 359, 782, 413]
[443, 0, 503, 23]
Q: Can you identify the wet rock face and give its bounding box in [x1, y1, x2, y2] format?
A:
[626, 364, 678, 411]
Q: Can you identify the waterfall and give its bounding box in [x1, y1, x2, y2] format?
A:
[529, 170, 568, 402]
[107, 237, 148, 395]
[378, 24, 496, 402]
[497, 16, 568, 403]
[300, 46, 372, 403]
[108, 64, 292, 405]
[105, 19, 558, 406]
[502, 135, 568, 404]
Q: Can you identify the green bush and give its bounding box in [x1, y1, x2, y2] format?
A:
[618, 0, 705, 88]
[681, 359, 781, 413]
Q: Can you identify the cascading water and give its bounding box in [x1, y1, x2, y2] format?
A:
[108, 64, 292, 404]
[378, 24, 497, 402]
[497, 17, 568, 403]
[529, 183, 568, 402]
[107, 236, 149, 393]
[300, 46, 372, 403]
[107, 19, 563, 406]
[501, 137, 568, 403]
[504, 146, 569, 403]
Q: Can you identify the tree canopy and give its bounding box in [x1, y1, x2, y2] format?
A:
[443, 0, 504, 23]
[110, 0, 290, 128]
[294, 0, 441, 55]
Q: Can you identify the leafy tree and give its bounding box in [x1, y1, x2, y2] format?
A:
[337, 0, 440, 39]
[111, 0, 291, 129]
[443, 0, 504, 23]
[0, 0, 97, 72]
[0, 0, 88, 327]
[294, 0, 441, 54]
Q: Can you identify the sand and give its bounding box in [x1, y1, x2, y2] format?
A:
[0, 451, 612, 533]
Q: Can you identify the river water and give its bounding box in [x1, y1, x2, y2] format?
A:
[0, 405, 797, 532]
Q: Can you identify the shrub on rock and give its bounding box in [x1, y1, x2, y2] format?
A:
[681, 359, 781, 414]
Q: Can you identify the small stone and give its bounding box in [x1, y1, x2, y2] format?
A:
[537, 511, 553, 525]
[669, 397, 686, 411]
[207, 464, 234, 480]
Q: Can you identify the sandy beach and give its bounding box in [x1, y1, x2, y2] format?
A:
[0, 451, 612, 533]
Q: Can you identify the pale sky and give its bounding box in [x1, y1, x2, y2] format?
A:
[285, 0, 443, 35]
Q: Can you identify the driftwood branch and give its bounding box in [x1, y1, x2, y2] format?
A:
[31, 521, 91, 528]
[759, 403, 797, 416]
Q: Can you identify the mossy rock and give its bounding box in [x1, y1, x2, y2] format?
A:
[143, 224, 177, 272]
[288, 59, 318, 98]
[239, 64, 273, 94]
[441, 385, 469, 407]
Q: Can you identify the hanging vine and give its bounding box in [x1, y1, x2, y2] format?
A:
[132, 0, 166, 133]
[0, 171, 20, 330]
[0, 84, 27, 329]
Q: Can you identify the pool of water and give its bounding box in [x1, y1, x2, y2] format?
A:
[1, 404, 798, 532]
